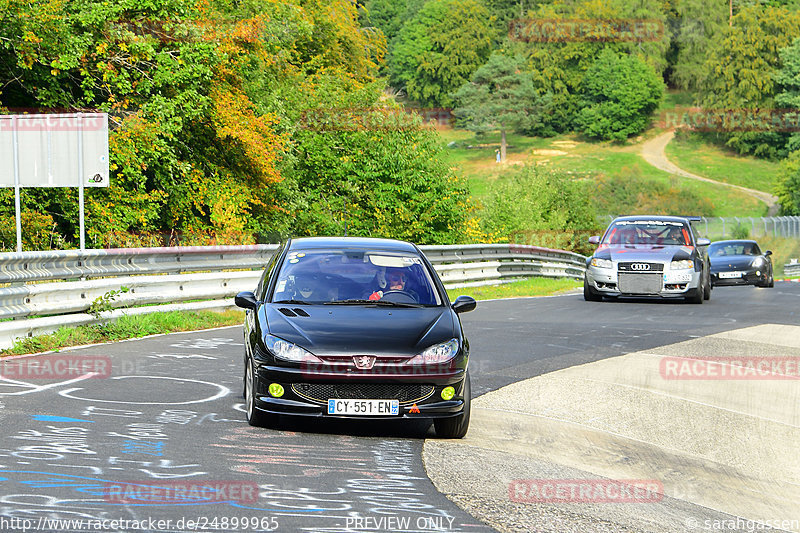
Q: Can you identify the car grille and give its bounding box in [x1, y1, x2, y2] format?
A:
[291, 383, 435, 405]
[617, 262, 664, 272]
[618, 273, 662, 294]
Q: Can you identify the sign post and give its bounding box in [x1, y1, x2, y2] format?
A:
[0, 113, 109, 251]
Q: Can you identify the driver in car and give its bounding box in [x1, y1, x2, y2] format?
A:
[369, 268, 407, 301]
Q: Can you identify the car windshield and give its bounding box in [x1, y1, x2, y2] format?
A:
[271, 249, 442, 306]
[602, 220, 691, 246]
[709, 242, 759, 256]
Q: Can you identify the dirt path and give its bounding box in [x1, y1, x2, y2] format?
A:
[640, 130, 780, 216]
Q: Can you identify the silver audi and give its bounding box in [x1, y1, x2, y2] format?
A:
[584, 216, 711, 303]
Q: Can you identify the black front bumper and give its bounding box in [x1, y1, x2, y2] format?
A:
[711, 270, 767, 286]
[252, 363, 468, 420]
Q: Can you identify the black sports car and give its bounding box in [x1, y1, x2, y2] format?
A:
[234, 237, 477, 438]
[709, 240, 774, 287]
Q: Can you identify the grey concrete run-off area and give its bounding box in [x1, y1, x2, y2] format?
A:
[424, 324, 800, 533]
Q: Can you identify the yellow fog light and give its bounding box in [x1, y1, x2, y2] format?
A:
[268, 383, 284, 398]
[441, 386, 455, 401]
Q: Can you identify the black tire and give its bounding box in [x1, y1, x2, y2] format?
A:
[583, 278, 602, 302]
[687, 279, 704, 304]
[768, 273, 774, 288]
[434, 372, 471, 439]
[245, 359, 279, 428]
[703, 273, 711, 300]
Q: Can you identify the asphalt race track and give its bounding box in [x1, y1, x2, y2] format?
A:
[0, 282, 798, 533]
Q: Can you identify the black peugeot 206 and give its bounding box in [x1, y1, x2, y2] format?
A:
[234, 237, 477, 438]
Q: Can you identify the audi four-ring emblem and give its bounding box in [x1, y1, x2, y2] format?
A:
[630, 263, 651, 271]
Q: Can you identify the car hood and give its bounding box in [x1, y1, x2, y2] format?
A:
[710, 255, 757, 270]
[594, 244, 695, 263]
[265, 305, 457, 357]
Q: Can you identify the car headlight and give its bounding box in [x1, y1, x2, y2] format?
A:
[670, 259, 694, 270]
[591, 258, 613, 269]
[265, 335, 321, 363]
[752, 257, 765, 268]
[406, 339, 459, 365]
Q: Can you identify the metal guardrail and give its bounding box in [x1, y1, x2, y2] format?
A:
[0, 243, 586, 349]
[785, 260, 800, 277]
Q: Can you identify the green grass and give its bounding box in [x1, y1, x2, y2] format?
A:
[446, 276, 581, 301]
[664, 133, 781, 194]
[439, 128, 766, 216]
[0, 309, 245, 356]
[750, 236, 800, 277]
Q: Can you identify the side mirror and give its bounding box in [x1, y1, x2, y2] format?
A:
[235, 291, 260, 310]
[696, 238, 710, 246]
[765, 250, 773, 256]
[588, 236, 600, 245]
[452, 295, 477, 314]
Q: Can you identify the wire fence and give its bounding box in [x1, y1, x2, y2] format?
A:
[598, 216, 800, 240]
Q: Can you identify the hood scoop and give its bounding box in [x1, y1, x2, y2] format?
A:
[293, 308, 310, 317]
[278, 308, 297, 317]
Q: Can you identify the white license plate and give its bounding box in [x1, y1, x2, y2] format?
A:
[719, 271, 743, 279]
[327, 399, 399, 416]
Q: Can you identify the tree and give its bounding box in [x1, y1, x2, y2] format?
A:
[575, 49, 664, 142]
[670, 0, 729, 91]
[389, 0, 497, 107]
[696, 5, 800, 158]
[775, 37, 800, 153]
[776, 150, 800, 215]
[509, 0, 670, 134]
[453, 52, 552, 162]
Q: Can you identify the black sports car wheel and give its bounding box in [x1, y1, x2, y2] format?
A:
[687, 279, 704, 304]
[434, 372, 471, 439]
[245, 359, 278, 428]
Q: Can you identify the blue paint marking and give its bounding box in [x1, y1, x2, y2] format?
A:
[0, 471, 324, 513]
[32, 415, 94, 423]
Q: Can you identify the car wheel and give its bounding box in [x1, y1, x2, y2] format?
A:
[434, 372, 471, 439]
[687, 280, 704, 304]
[245, 358, 278, 428]
[768, 273, 774, 288]
[703, 273, 711, 300]
[583, 278, 602, 302]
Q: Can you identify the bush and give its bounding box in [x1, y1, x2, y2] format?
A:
[575, 50, 664, 142]
[478, 166, 599, 253]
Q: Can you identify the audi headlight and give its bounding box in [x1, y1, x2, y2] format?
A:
[670, 260, 694, 270]
[406, 339, 459, 365]
[265, 335, 321, 363]
[752, 257, 765, 268]
[591, 258, 613, 269]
